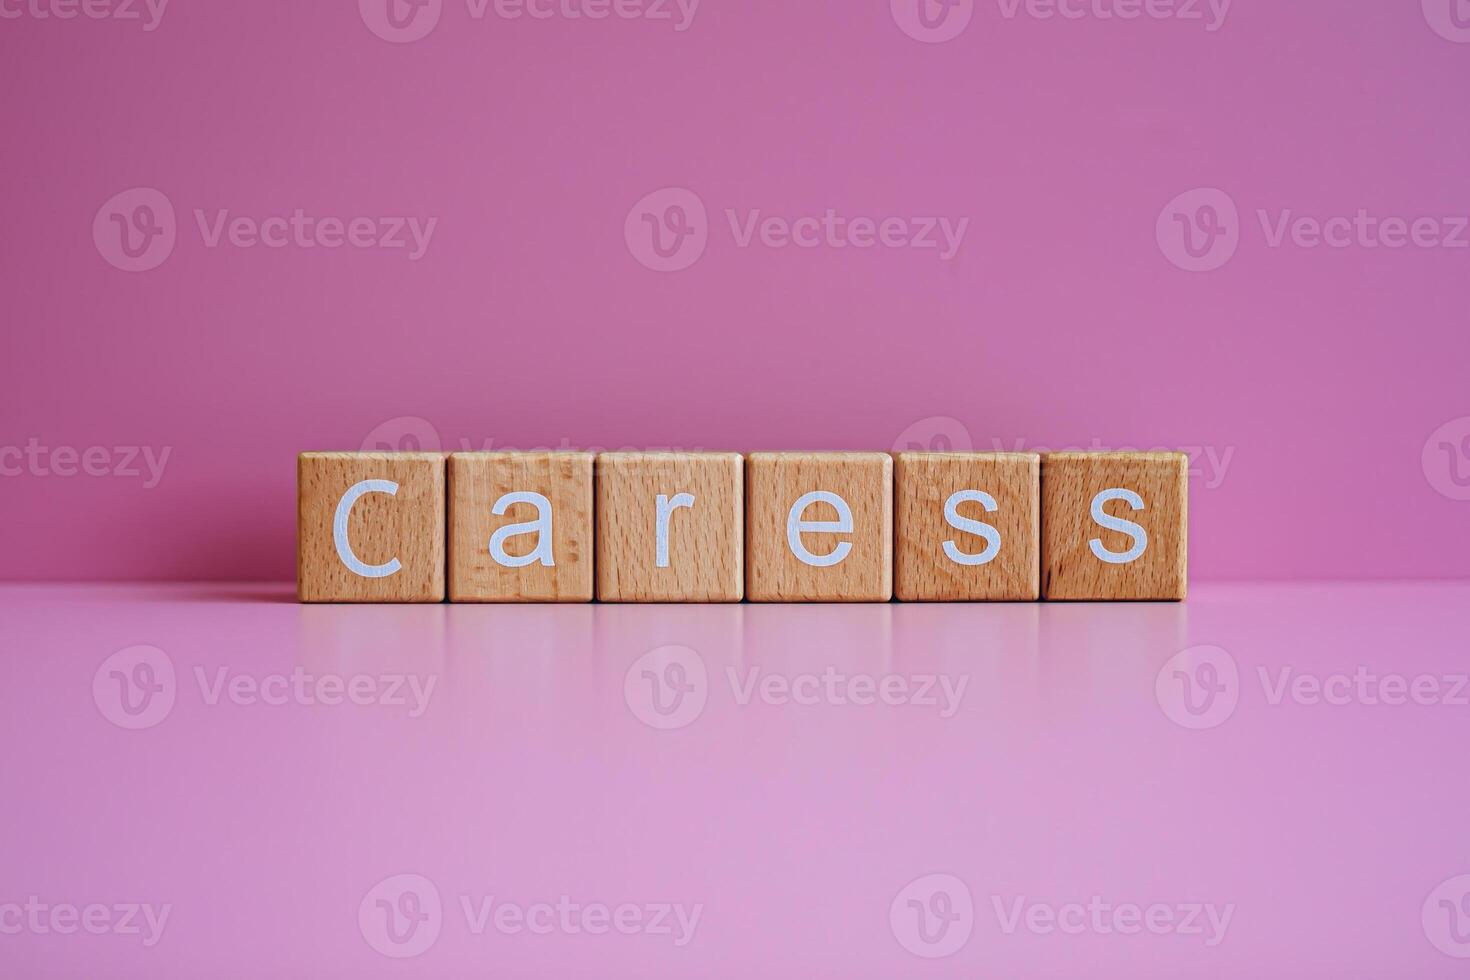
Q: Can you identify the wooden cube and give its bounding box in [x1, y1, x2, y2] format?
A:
[1041, 452, 1187, 601]
[894, 452, 1039, 601]
[745, 452, 892, 602]
[297, 452, 446, 603]
[448, 452, 594, 602]
[596, 453, 743, 603]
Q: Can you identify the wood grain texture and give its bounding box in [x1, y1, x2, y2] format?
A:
[745, 452, 893, 602]
[596, 453, 743, 603]
[448, 452, 594, 602]
[1041, 452, 1187, 601]
[894, 452, 1039, 601]
[297, 452, 445, 603]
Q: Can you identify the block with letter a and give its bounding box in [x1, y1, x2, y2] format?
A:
[448, 452, 594, 602]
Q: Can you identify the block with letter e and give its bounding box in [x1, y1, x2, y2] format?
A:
[297, 452, 446, 603]
[745, 452, 892, 602]
[1041, 452, 1187, 601]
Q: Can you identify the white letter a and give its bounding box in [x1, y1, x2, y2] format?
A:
[488, 491, 556, 567]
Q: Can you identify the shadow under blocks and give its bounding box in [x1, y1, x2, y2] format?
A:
[296, 451, 1187, 603]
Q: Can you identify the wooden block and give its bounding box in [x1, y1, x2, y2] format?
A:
[297, 452, 446, 603]
[596, 453, 744, 603]
[448, 452, 594, 602]
[894, 452, 1040, 601]
[745, 452, 893, 602]
[1041, 452, 1187, 601]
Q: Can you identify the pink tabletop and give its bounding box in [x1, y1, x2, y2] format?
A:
[4, 581, 1468, 977]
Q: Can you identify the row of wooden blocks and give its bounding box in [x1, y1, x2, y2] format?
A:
[297, 451, 1187, 603]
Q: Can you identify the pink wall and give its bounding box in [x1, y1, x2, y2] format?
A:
[2, 0, 1467, 582]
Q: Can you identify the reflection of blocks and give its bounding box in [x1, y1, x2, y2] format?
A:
[596, 453, 743, 603]
[1041, 453, 1187, 601]
[448, 452, 594, 602]
[745, 453, 893, 602]
[895, 452, 1039, 601]
[297, 452, 446, 603]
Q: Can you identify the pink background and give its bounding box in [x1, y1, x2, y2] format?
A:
[3, 0, 1468, 582]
